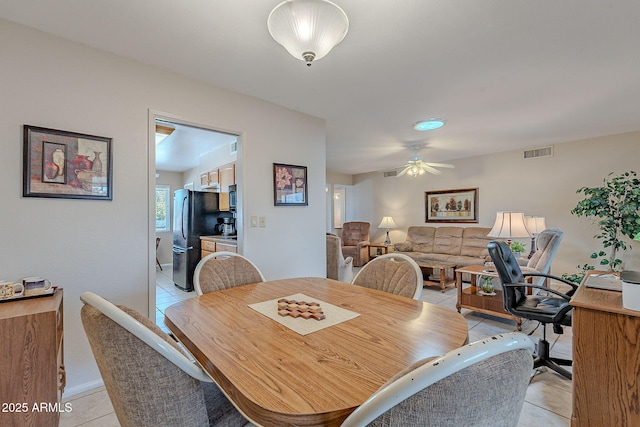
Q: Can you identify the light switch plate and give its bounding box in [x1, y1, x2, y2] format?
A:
[250, 216, 258, 227]
[259, 216, 266, 228]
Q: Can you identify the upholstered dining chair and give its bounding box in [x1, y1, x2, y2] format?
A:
[327, 233, 354, 283]
[341, 221, 371, 267]
[351, 253, 423, 300]
[194, 252, 266, 296]
[488, 240, 578, 380]
[79, 292, 249, 427]
[341, 332, 535, 427]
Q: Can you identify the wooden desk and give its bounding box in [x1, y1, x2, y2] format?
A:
[165, 277, 468, 427]
[570, 271, 640, 426]
[455, 265, 522, 330]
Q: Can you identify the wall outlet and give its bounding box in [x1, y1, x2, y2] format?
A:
[259, 216, 266, 228]
[250, 216, 258, 227]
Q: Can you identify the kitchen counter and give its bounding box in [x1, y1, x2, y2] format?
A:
[201, 235, 237, 242]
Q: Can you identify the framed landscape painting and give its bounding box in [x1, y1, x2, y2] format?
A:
[273, 163, 308, 206]
[23, 125, 113, 200]
[425, 188, 478, 223]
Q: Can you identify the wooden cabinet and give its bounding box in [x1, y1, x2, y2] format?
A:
[200, 162, 235, 192]
[201, 237, 237, 258]
[0, 289, 65, 427]
[216, 242, 237, 253]
[201, 240, 217, 258]
[218, 162, 236, 192]
[570, 271, 640, 426]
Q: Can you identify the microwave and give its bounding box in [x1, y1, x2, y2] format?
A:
[228, 184, 237, 210]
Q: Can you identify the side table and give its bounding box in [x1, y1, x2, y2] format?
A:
[368, 243, 392, 259]
[415, 261, 457, 293]
[455, 265, 522, 330]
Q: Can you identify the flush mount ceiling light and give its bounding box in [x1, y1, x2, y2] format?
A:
[267, 0, 349, 67]
[413, 118, 446, 131]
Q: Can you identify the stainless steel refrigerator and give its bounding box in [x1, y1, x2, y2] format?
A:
[172, 189, 220, 291]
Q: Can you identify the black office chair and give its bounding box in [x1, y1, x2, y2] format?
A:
[488, 240, 578, 380]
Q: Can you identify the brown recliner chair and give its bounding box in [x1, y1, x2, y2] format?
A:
[341, 222, 371, 267]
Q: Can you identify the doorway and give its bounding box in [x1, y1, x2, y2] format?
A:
[148, 111, 241, 324]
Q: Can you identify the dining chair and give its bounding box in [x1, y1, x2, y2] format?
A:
[341, 332, 535, 427]
[193, 251, 266, 295]
[79, 292, 249, 427]
[351, 253, 423, 300]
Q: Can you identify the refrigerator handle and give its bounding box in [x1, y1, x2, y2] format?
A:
[181, 195, 188, 240]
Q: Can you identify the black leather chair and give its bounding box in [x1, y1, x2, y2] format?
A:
[488, 240, 578, 380]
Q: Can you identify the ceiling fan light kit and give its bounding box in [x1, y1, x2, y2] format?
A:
[267, 0, 349, 67]
[394, 145, 455, 178]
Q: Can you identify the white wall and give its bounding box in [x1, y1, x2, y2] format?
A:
[347, 132, 640, 276]
[0, 20, 326, 395]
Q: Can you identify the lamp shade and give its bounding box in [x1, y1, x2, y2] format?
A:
[525, 216, 547, 235]
[267, 0, 349, 66]
[488, 212, 531, 238]
[378, 216, 397, 229]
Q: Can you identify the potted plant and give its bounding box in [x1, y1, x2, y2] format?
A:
[510, 241, 527, 258]
[570, 171, 640, 275]
[478, 275, 496, 296]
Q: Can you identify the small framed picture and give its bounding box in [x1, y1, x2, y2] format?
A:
[23, 125, 113, 200]
[273, 163, 308, 206]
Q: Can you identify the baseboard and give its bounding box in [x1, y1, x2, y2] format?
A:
[62, 379, 105, 400]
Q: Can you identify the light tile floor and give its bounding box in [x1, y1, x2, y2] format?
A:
[60, 267, 572, 426]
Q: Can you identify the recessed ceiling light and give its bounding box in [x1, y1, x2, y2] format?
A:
[413, 118, 446, 131]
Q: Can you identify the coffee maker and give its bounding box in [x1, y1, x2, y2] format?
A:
[221, 217, 236, 236]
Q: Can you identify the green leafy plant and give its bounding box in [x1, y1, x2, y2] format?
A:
[510, 241, 526, 254]
[571, 171, 640, 272]
[561, 263, 595, 285]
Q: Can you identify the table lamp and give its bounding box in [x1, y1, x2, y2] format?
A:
[525, 216, 547, 258]
[487, 212, 531, 249]
[378, 216, 397, 245]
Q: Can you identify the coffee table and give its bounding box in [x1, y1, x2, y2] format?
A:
[455, 264, 522, 330]
[416, 261, 457, 292]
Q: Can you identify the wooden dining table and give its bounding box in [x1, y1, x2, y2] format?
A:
[164, 277, 469, 427]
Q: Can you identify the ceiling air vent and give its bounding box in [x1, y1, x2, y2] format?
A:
[383, 170, 398, 177]
[523, 145, 553, 159]
[230, 140, 237, 155]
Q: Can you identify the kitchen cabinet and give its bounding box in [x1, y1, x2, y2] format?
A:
[0, 289, 65, 427]
[201, 162, 234, 192]
[207, 169, 219, 187]
[200, 237, 237, 258]
[219, 162, 236, 192]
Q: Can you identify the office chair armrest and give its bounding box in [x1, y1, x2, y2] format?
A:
[504, 283, 572, 301]
[522, 272, 579, 294]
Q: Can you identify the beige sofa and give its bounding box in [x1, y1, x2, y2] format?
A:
[394, 226, 494, 281]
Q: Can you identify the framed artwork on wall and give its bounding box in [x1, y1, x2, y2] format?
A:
[425, 188, 478, 223]
[273, 163, 308, 206]
[23, 125, 113, 200]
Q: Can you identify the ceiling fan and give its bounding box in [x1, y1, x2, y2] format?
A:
[393, 146, 455, 177]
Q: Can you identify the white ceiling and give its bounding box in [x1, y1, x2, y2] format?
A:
[155, 123, 237, 173]
[2, 0, 640, 175]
